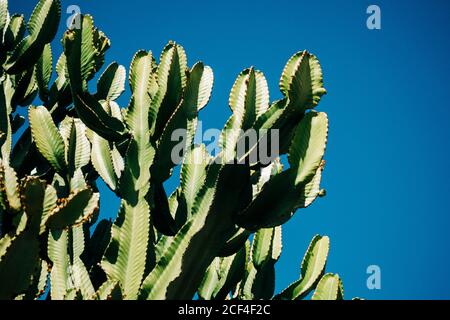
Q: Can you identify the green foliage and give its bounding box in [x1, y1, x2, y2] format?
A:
[0, 0, 352, 300]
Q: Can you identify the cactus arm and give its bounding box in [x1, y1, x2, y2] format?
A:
[0, 178, 49, 299]
[48, 53, 71, 107]
[11, 68, 38, 108]
[182, 62, 214, 148]
[123, 50, 155, 190]
[23, 259, 49, 300]
[46, 186, 96, 299]
[22, 177, 48, 234]
[48, 229, 71, 299]
[92, 29, 110, 77]
[63, 15, 126, 141]
[218, 228, 251, 257]
[149, 63, 214, 232]
[63, 288, 82, 300]
[67, 119, 91, 177]
[29, 106, 67, 175]
[3, 14, 25, 52]
[40, 184, 57, 234]
[93, 279, 122, 300]
[11, 115, 25, 136]
[169, 63, 214, 186]
[180, 144, 210, 218]
[34, 43, 52, 102]
[90, 132, 118, 191]
[222, 69, 270, 165]
[63, 14, 95, 92]
[150, 182, 178, 236]
[0, 80, 12, 161]
[297, 161, 326, 207]
[235, 99, 288, 165]
[95, 62, 126, 101]
[5, 0, 61, 74]
[311, 273, 343, 300]
[0, 160, 21, 212]
[288, 111, 328, 186]
[151, 42, 187, 139]
[238, 163, 324, 230]
[151, 62, 212, 183]
[125, 50, 154, 140]
[106, 100, 123, 121]
[11, 62, 64, 175]
[74, 92, 127, 142]
[84, 219, 111, 273]
[0, 233, 13, 261]
[238, 226, 281, 300]
[188, 64, 214, 112]
[337, 275, 345, 300]
[101, 200, 150, 299]
[0, 0, 7, 40]
[253, 70, 270, 117]
[119, 141, 155, 203]
[252, 159, 283, 194]
[235, 170, 296, 230]
[0, 182, 5, 222]
[236, 51, 326, 165]
[69, 225, 95, 298]
[200, 250, 247, 300]
[240, 260, 276, 300]
[46, 189, 99, 229]
[184, 62, 214, 111]
[69, 169, 88, 193]
[212, 246, 246, 300]
[220, 68, 267, 162]
[233, 68, 269, 129]
[235, 111, 328, 230]
[154, 233, 172, 262]
[280, 51, 326, 113]
[60, 115, 76, 145]
[110, 144, 124, 177]
[251, 228, 275, 269]
[139, 163, 250, 299]
[240, 261, 257, 300]
[12, 52, 73, 177]
[271, 224, 283, 260]
[254, 99, 288, 131]
[274, 235, 329, 300]
[0, 231, 40, 299]
[198, 258, 220, 300]
[103, 54, 157, 297]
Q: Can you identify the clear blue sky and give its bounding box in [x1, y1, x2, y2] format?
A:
[11, 0, 450, 299]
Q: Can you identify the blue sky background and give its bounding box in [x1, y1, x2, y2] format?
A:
[11, 0, 450, 299]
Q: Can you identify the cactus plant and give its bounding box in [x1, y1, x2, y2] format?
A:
[0, 0, 348, 300]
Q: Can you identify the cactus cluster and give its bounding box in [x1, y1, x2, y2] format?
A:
[0, 0, 345, 300]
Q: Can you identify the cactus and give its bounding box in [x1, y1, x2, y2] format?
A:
[0, 0, 350, 300]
